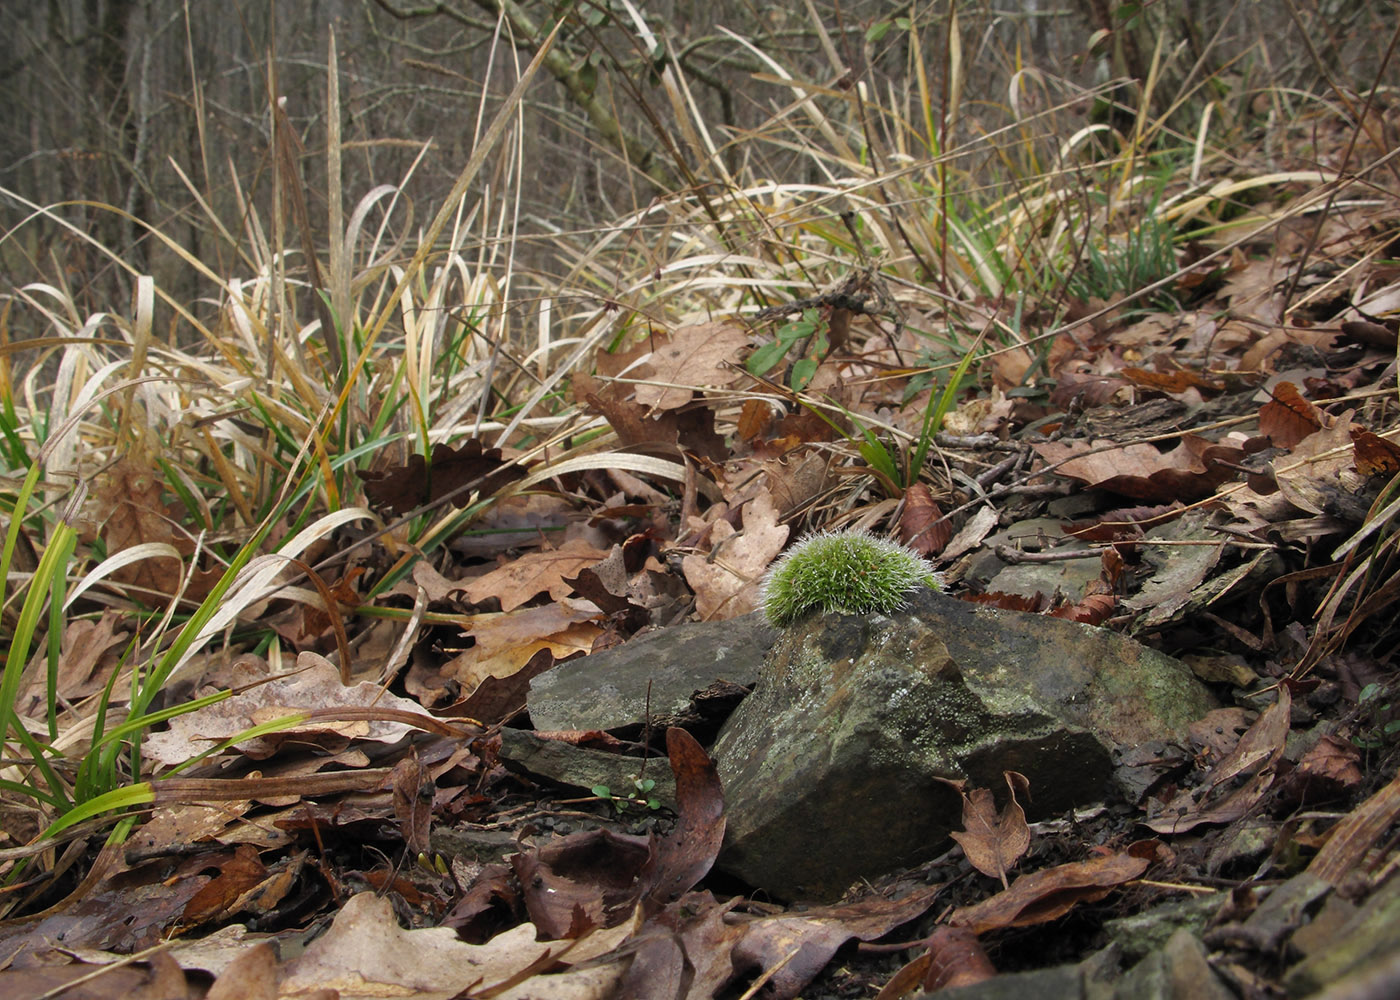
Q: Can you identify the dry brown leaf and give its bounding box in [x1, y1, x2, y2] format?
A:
[919, 926, 997, 992]
[1308, 768, 1400, 885]
[1351, 427, 1400, 478]
[277, 891, 563, 999]
[464, 538, 610, 612]
[18, 609, 130, 716]
[732, 885, 943, 1000]
[1273, 417, 1359, 515]
[948, 853, 1149, 935]
[206, 941, 278, 1000]
[448, 619, 602, 694]
[681, 491, 789, 620]
[645, 727, 727, 904]
[142, 653, 433, 765]
[1146, 687, 1291, 834]
[357, 438, 523, 516]
[1121, 366, 1223, 395]
[633, 321, 751, 413]
[177, 843, 270, 930]
[1259, 381, 1322, 449]
[83, 456, 218, 600]
[899, 483, 951, 556]
[1033, 435, 1242, 501]
[573, 372, 729, 464]
[445, 599, 603, 693]
[945, 772, 1032, 888]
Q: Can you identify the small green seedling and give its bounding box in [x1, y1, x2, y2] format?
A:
[1355, 683, 1400, 749]
[746, 308, 829, 389]
[762, 528, 939, 627]
[591, 777, 661, 813]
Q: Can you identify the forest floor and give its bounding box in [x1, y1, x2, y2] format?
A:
[2, 73, 1400, 1000]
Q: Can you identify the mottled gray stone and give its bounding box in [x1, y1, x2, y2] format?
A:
[527, 614, 776, 732]
[712, 588, 1215, 900]
[495, 727, 676, 808]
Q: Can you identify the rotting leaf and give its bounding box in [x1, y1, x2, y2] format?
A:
[358, 438, 523, 516]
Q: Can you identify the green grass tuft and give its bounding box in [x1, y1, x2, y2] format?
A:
[761, 529, 939, 627]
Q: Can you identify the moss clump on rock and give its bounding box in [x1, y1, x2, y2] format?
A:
[761, 528, 939, 627]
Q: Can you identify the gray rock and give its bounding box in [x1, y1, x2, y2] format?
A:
[527, 614, 776, 731]
[712, 588, 1215, 900]
[495, 727, 677, 808]
[1114, 928, 1235, 1000]
[1284, 875, 1400, 997]
[1105, 894, 1223, 962]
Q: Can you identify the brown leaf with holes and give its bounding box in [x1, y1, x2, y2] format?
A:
[1259, 382, 1322, 449]
[899, 483, 951, 555]
[944, 772, 1031, 888]
[1351, 427, 1400, 478]
[358, 439, 522, 515]
[463, 538, 610, 612]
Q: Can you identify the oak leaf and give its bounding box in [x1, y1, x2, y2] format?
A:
[681, 492, 788, 620]
[464, 538, 610, 612]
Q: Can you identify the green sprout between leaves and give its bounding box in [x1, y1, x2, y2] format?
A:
[591, 777, 661, 813]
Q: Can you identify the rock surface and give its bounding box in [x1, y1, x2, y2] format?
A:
[712, 587, 1215, 900]
[527, 614, 775, 732]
